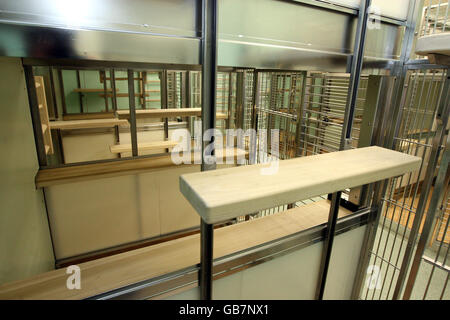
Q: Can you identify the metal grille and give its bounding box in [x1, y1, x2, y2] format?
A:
[420, 0, 449, 37]
[300, 72, 367, 156]
[360, 69, 448, 300]
[409, 192, 450, 299]
[256, 71, 304, 160]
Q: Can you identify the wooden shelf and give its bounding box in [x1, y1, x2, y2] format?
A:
[35, 76, 54, 155]
[73, 88, 117, 93]
[0, 199, 350, 299]
[104, 77, 142, 81]
[99, 93, 150, 98]
[109, 140, 180, 154]
[116, 108, 228, 120]
[48, 119, 129, 130]
[62, 112, 116, 121]
[180, 146, 422, 224]
[35, 148, 248, 188]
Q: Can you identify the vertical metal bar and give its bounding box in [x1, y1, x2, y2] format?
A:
[110, 69, 120, 149]
[185, 71, 192, 135]
[315, 191, 342, 300]
[315, 0, 371, 300]
[250, 71, 259, 164]
[161, 70, 169, 147]
[57, 68, 67, 116]
[110, 69, 118, 112]
[76, 70, 84, 113]
[199, 0, 218, 301]
[295, 71, 307, 157]
[102, 70, 109, 112]
[340, 0, 371, 149]
[48, 66, 58, 119]
[24, 65, 47, 167]
[142, 71, 147, 110]
[393, 75, 450, 300]
[127, 69, 138, 157]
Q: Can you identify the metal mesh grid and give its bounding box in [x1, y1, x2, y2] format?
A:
[167, 71, 182, 109]
[189, 71, 235, 134]
[413, 193, 450, 299]
[420, 0, 449, 37]
[300, 72, 367, 156]
[256, 71, 304, 160]
[360, 68, 448, 300]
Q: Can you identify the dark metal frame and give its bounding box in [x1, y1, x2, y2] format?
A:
[315, 0, 372, 300]
[199, 0, 218, 300]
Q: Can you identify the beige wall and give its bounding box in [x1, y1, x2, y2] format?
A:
[0, 57, 54, 285]
[166, 225, 367, 300]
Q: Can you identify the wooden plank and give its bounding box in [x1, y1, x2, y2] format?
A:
[99, 93, 150, 98]
[180, 146, 422, 224]
[34, 76, 54, 155]
[48, 119, 129, 130]
[35, 148, 248, 188]
[0, 200, 351, 299]
[116, 108, 228, 120]
[63, 112, 115, 121]
[73, 88, 117, 93]
[109, 140, 180, 154]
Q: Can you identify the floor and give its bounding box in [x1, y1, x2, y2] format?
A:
[362, 216, 449, 300]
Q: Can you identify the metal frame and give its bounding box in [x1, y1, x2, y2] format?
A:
[15, 0, 440, 302]
[199, 0, 218, 301]
[315, 0, 372, 300]
[393, 73, 450, 299]
[88, 209, 370, 300]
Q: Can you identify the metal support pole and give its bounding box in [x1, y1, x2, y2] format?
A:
[199, 0, 218, 301]
[340, 0, 371, 149]
[127, 69, 138, 157]
[24, 65, 47, 167]
[76, 70, 84, 113]
[315, 0, 371, 300]
[161, 70, 169, 150]
[102, 70, 109, 112]
[250, 71, 259, 164]
[392, 75, 450, 300]
[57, 68, 67, 116]
[315, 191, 342, 299]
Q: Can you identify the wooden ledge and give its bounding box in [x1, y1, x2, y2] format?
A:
[49, 119, 129, 130]
[35, 148, 248, 188]
[109, 140, 180, 154]
[116, 108, 228, 120]
[0, 200, 351, 299]
[180, 146, 422, 224]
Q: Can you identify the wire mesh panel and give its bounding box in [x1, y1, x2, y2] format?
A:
[419, 0, 449, 37]
[360, 68, 448, 300]
[300, 72, 368, 156]
[256, 71, 304, 160]
[408, 191, 450, 299]
[167, 71, 182, 109]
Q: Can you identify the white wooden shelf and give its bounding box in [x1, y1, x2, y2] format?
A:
[73, 88, 117, 93]
[116, 108, 228, 120]
[180, 146, 422, 224]
[109, 140, 180, 154]
[49, 119, 129, 130]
